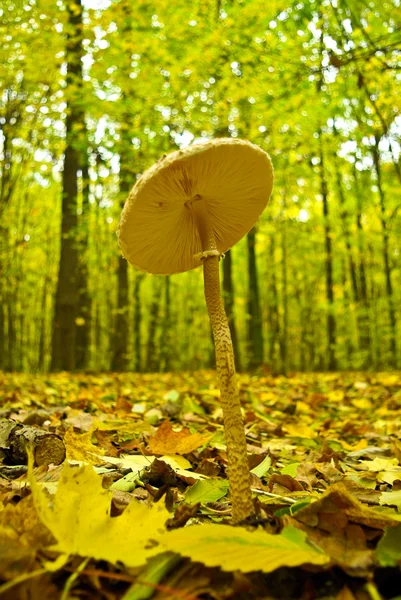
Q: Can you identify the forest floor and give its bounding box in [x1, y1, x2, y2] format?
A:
[1, 370, 401, 600]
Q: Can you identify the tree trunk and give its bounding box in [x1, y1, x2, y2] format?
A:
[76, 154, 91, 370]
[247, 227, 264, 369]
[146, 279, 161, 372]
[267, 234, 280, 372]
[372, 136, 397, 366]
[133, 273, 144, 372]
[0, 292, 4, 370]
[280, 216, 288, 374]
[354, 166, 372, 365]
[51, 0, 85, 371]
[222, 250, 241, 371]
[160, 276, 172, 372]
[335, 160, 359, 303]
[111, 254, 129, 371]
[319, 138, 337, 370]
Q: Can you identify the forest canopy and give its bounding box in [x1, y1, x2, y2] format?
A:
[1, 0, 400, 373]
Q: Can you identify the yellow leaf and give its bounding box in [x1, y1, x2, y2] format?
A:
[359, 457, 399, 472]
[64, 427, 103, 464]
[31, 462, 168, 567]
[161, 454, 192, 470]
[285, 423, 317, 439]
[327, 390, 344, 402]
[348, 438, 368, 451]
[160, 524, 329, 573]
[351, 398, 373, 410]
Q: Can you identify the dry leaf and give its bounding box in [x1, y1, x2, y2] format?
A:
[148, 419, 211, 455]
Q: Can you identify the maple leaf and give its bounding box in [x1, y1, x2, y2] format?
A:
[30, 462, 168, 567]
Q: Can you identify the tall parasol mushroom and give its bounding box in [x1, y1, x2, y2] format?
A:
[118, 138, 274, 522]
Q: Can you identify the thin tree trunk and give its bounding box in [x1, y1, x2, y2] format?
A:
[133, 273, 144, 373]
[76, 153, 91, 370]
[319, 137, 337, 370]
[280, 216, 288, 374]
[160, 276, 172, 372]
[38, 277, 50, 372]
[0, 253, 5, 370]
[372, 136, 397, 366]
[146, 280, 161, 372]
[0, 297, 4, 370]
[267, 234, 280, 371]
[51, 0, 85, 371]
[247, 227, 264, 369]
[111, 254, 129, 371]
[222, 250, 241, 371]
[354, 166, 372, 365]
[335, 160, 359, 302]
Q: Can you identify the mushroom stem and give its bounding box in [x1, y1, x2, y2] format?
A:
[190, 197, 254, 523]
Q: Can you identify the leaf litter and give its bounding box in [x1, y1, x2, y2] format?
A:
[1, 370, 401, 598]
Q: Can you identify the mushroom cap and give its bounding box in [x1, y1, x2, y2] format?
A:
[118, 138, 274, 275]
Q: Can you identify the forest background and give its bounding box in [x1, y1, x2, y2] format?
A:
[1, 0, 400, 375]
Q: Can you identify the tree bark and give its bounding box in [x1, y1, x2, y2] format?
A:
[51, 0, 85, 371]
[133, 273, 144, 372]
[145, 279, 161, 372]
[160, 276, 172, 372]
[354, 168, 372, 363]
[319, 138, 337, 370]
[111, 254, 129, 372]
[76, 153, 92, 370]
[372, 136, 397, 366]
[267, 234, 280, 371]
[280, 216, 288, 374]
[247, 227, 264, 370]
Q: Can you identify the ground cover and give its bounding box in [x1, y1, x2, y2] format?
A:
[1, 370, 401, 599]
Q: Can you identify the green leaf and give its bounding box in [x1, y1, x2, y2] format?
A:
[376, 525, 401, 567]
[160, 524, 329, 573]
[185, 479, 229, 504]
[250, 456, 272, 478]
[163, 390, 180, 402]
[274, 498, 312, 517]
[111, 472, 140, 492]
[281, 462, 299, 477]
[122, 553, 181, 600]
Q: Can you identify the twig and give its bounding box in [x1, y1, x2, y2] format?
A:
[251, 487, 297, 504]
[63, 567, 200, 600]
[0, 568, 47, 595]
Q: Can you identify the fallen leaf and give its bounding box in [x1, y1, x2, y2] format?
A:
[64, 427, 102, 464]
[31, 462, 168, 567]
[376, 524, 401, 567]
[160, 524, 329, 573]
[148, 420, 211, 455]
[185, 479, 229, 505]
[379, 490, 401, 512]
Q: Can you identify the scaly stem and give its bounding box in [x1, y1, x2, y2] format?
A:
[190, 196, 253, 522]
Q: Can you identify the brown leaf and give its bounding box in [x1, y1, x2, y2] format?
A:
[336, 586, 358, 600]
[148, 419, 211, 455]
[269, 474, 304, 492]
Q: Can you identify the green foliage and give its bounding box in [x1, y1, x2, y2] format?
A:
[1, 0, 401, 372]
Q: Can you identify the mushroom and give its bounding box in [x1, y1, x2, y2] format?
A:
[118, 138, 274, 522]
